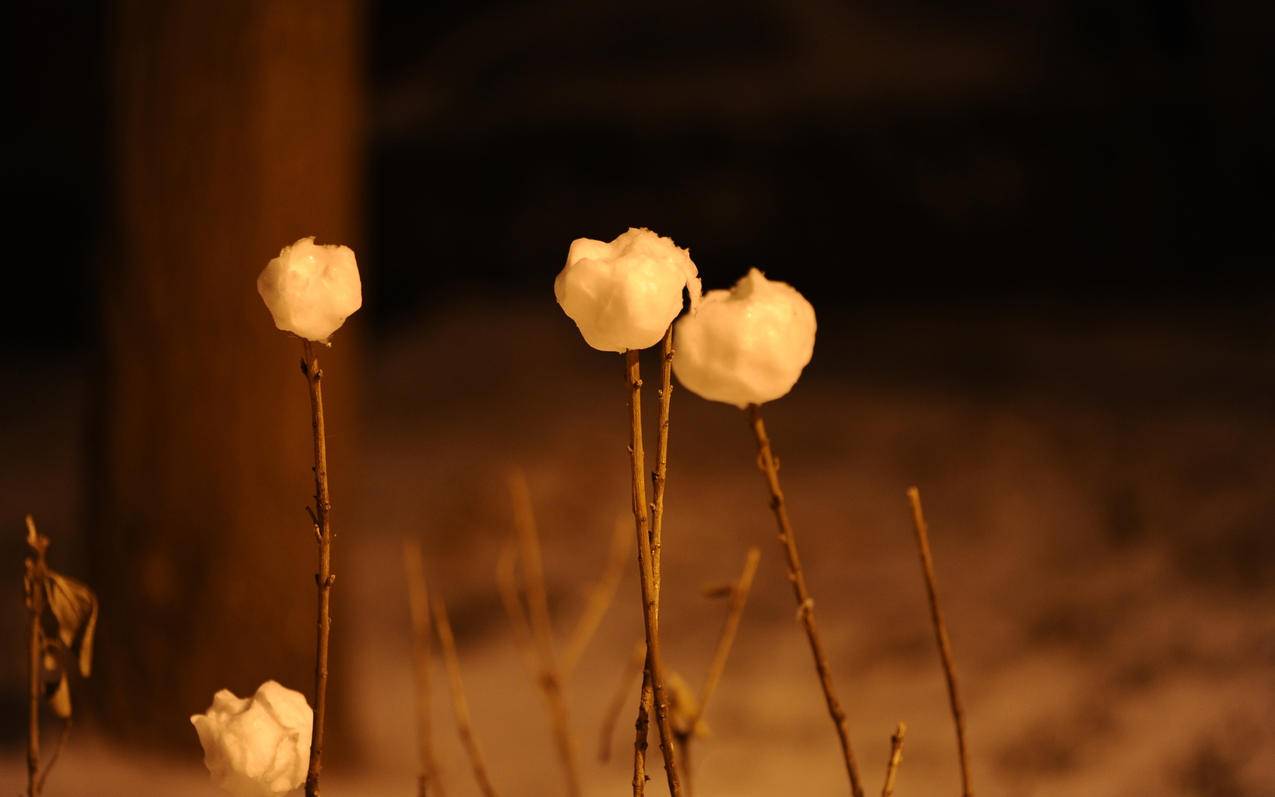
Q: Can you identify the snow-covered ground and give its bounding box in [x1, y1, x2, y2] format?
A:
[4, 301, 1273, 796]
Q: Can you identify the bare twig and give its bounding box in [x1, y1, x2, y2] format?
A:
[300, 341, 336, 797]
[633, 327, 676, 795]
[624, 348, 684, 797]
[562, 516, 630, 675]
[600, 640, 648, 763]
[505, 469, 582, 797]
[693, 547, 761, 724]
[432, 588, 500, 797]
[24, 514, 48, 797]
[747, 404, 865, 797]
[676, 547, 762, 797]
[495, 543, 539, 674]
[881, 722, 906, 797]
[35, 719, 71, 795]
[403, 539, 446, 797]
[906, 487, 972, 797]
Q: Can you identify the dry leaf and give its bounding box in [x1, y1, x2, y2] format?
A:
[44, 570, 99, 678]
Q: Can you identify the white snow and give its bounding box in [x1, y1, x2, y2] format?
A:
[554, 227, 702, 352]
[190, 680, 313, 797]
[673, 268, 816, 408]
[257, 237, 362, 343]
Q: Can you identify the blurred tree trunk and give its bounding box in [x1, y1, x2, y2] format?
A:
[92, 1, 362, 749]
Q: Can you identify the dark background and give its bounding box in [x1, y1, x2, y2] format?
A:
[2, 3, 1274, 795]
[5, 0, 1273, 355]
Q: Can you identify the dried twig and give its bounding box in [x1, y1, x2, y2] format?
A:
[403, 539, 446, 797]
[747, 404, 865, 797]
[432, 588, 500, 797]
[624, 348, 684, 797]
[693, 546, 761, 724]
[881, 722, 906, 797]
[300, 341, 336, 797]
[495, 543, 539, 673]
[600, 639, 648, 763]
[906, 487, 972, 797]
[562, 516, 630, 675]
[24, 514, 48, 797]
[633, 327, 676, 795]
[676, 547, 762, 796]
[506, 468, 582, 797]
[35, 719, 71, 795]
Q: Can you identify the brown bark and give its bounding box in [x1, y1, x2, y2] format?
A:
[93, 1, 362, 745]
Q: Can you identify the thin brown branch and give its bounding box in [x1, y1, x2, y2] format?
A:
[692, 546, 761, 728]
[624, 349, 684, 797]
[508, 468, 582, 797]
[562, 516, 630, 675]
[906, 487, 972, 797]
[747, 404, 865, 797]
[403, 539, 446, 797]
[432, 588, 500, 797]
[35, 718, 71, 795]
[300, 341, 336, 797]
[633, 327, 675, 795]
[24, 514, 48, 797]
[675, 547, 761, 797]
[495, 543, 539, 674]
[881, 722, 906, 797]
[600, 640, 648, 763]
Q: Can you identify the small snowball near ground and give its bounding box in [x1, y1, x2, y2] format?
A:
[554, 227, 702, 352]
[257, 237, 362, 343]
[190, 680, 313, 797]
[673, 268, 816, 408]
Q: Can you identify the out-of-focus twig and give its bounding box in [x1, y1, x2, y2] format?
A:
[600, 639, 648, 763]
[508, 469, 581, 797]
[881, 722, 906, 797]
[562, 516, 630, 675]
[676, 547, 762, 796]
[906, 487, 972, 797]
[432, 588, 500, 797]
[24, 514, 48, 797]
[403, 539, 446, 797]
[35, 719, 71, 795]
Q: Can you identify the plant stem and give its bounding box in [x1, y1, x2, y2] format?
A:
[747, 404, 865, 797]
[906, 487, 972, 797]
[301, 341, 335, 797]
[35, 719, 71, 796]
[600, 640, 647, 763]
[624, 349, 683, 797]
[507, 470, 582, 797]
[562, 516, 630, 675]
[881, 722, 906, 797]
[403, 539, 445, 797]
[633, 327, 674, 794]
[432, 588, 500, 797]
[24, 515, 48, 797]
[676, 546, 761, 797]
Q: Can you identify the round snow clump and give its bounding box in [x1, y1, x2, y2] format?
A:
[554, 227, 702, 352]
[673, 268, 816, 408]
[257, 237, 362, 343]
[191, 680, 313, 797]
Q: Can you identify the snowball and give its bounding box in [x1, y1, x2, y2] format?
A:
[191, 680, 313, 797]
[554, 227, 702, 352]
[257, 237, 362, 343]
[672, 268, 816, 408]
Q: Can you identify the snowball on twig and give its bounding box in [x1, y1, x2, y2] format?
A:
[257, 237, 362, 344]
[554, 227, 702, 352]
[191, 680, 313, 797]
[673, 268, 816, 408]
